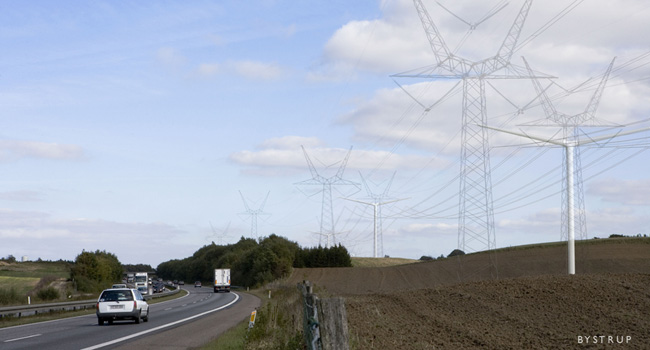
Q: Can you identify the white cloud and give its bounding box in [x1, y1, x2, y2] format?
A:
[0, 140, 84, 161]
[230, 138, 449, 177]
[0, 209, 192, 265]
[156, 47, 186, 66]
[231, 60, 284, 80]
[258, 136, 323, 150]
[588, 178, 650, 206]
[0, 190, 42, 202]
[197, 63, 220, 76]
[191, 60, 285, 80]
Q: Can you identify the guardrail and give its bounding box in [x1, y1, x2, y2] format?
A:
[0, 285, 181, 319]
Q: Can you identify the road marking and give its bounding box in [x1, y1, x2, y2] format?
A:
[4, 334, 42, 343]
[81, 292, 240, 350]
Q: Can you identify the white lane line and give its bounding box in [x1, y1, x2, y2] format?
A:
[81, 292, 240, 350]
[4, 333, 42, 343]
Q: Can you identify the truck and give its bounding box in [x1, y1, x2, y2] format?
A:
[214, 269, 230, 293]
[134, 272, 149, 295]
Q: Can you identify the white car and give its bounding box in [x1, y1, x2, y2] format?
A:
[96, 288, 149, 325]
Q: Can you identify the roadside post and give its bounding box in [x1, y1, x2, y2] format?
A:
[248, 310, 257, 330]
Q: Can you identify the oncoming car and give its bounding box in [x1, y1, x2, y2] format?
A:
[96, 288, 149, 325]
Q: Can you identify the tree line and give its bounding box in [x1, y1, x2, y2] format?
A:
[156, 234, 352, 288]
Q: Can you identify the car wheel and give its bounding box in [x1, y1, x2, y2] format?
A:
[135, 310, 141, 324]
[143, 309, 149, 322]
[98, 318, 104, 325]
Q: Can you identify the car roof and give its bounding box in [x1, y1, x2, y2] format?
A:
[103, 288, 135, 291]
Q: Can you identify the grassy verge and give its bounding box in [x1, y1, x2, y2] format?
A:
[200, 287, 303, 350]
[200, 318, 250, 350]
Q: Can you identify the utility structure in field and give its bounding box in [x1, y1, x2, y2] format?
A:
[238, 191, 270, 239]
[392, 0, 543, 260]
[343, 172, 407, 258]
[296, 146, 360, 248]
[482, 123, 650, 274]
[208, 221, 231, 245]
[521, 57, 618, 243]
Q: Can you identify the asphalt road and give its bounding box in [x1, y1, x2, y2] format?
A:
[0, 286, 261, 350]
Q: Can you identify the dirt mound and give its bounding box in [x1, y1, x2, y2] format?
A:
[284, 239, 650, 349]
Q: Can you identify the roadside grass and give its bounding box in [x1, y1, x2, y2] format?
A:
[0, 261, 70, 279]
[0, 276, 40, 300]
[200, 287, 303, 350]
[199, 318, 250, 350]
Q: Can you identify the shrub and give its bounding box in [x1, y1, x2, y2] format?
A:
[0, 287, 21, 305]
[448, 249, 465, 257]
[37, 287, 60, 301]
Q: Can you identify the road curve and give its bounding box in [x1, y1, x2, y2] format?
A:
[0, 286, 261, 350]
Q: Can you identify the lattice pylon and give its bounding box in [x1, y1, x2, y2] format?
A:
[458, 78, 497, 255]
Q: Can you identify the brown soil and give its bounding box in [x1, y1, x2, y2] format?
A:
[285, 239, 650, 349]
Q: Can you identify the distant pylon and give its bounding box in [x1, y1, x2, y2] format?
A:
[295, 146, 360, 247]
[238, 191, 270, 239]
[208, 221, 231, 245]
[343, 172, 407, 257]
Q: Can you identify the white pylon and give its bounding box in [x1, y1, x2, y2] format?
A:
[482, 125, 650, 274]
[521, 57, 618, 242]
[343, 172, 407, 258]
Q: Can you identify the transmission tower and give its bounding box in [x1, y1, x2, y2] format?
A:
[522, 57, 619, 242]
[238, 191, 270, 239]
[343, 172, 407, 258]
[295, 146, 360, 248]
[392, 0, 541, 257]
[208, 221, 231, 245]
[483, 123, 650, 274]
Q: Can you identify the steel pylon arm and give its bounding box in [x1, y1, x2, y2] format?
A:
[413, 0, 453, 68]
[583, 57, 616, 121]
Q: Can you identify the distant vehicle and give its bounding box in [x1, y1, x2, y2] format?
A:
[178, 281, 185, 285]
[134, 272, 149, 295]
[214, 269, 230, 293]
[112, 284, 127, 289]
[194, 281, 202, 288]
[153, 283, 165, 293]
[96, 288, 149, 325]
[173, 280, 178, 284]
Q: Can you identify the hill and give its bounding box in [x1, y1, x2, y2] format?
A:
[284, 238, 650, 349]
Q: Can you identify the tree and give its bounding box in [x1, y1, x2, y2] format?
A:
[71, 250, 122, 293]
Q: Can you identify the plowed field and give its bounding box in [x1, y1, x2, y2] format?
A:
[286, 238, 650, 349]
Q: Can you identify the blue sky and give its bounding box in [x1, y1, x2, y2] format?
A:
[1, 0, 650, 267]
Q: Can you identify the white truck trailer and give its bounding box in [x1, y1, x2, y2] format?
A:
[134, 272, 149, 295]
[214, 268, 231, 293]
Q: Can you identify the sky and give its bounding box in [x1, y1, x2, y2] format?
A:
[1, 0, 650, 267]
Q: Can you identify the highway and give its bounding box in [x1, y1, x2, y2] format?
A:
[0, 286, 258, 350]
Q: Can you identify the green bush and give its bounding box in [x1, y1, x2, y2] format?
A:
[37, 287, 60, 301]
[0, 287, 21, 305]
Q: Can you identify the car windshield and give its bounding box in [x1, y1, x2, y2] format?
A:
[100, 290, 133, 302]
